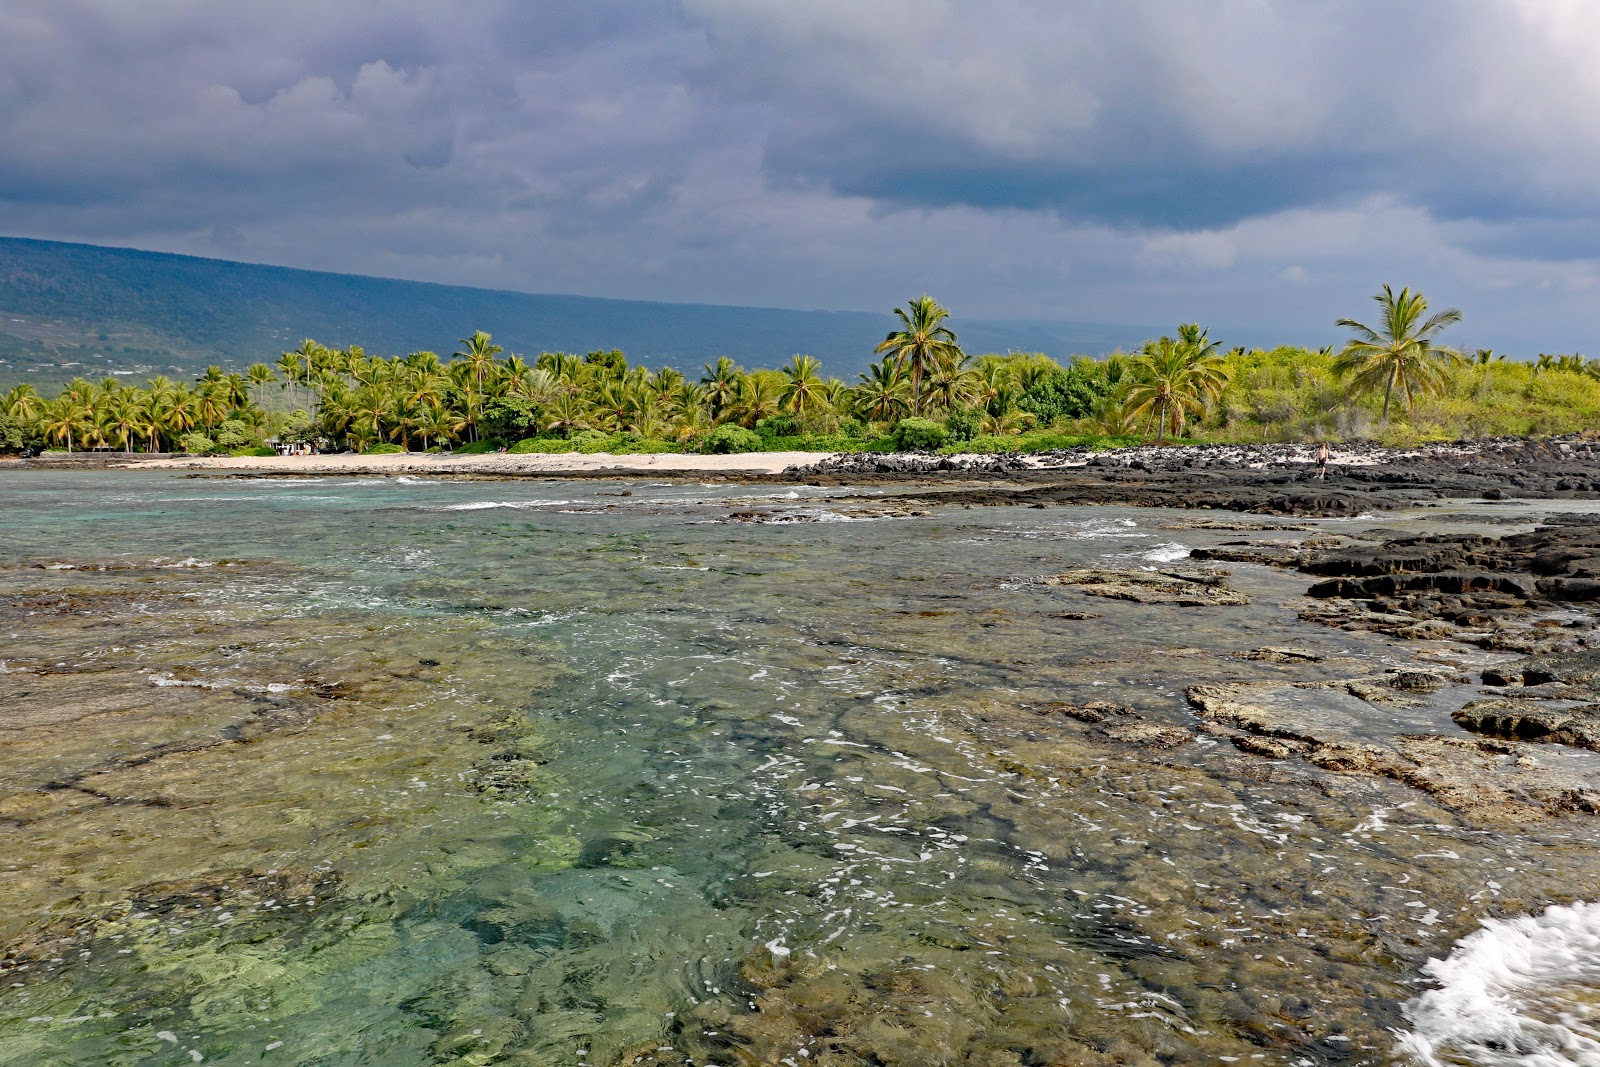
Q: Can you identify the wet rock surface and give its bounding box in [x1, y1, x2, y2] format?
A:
[1186, 678, 1600, 821]
[1042, 567, 1252, 606]
[1481, 648, 1600, 690]
[1452, 699, 1600, 750]
[1292, 516, 1600, 653]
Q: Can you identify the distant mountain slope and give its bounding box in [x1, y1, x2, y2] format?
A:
[0, 237, 1148, 387]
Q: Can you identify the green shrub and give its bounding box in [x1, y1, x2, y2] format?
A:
[451, 439, 499, 455]
[755, 414, 801, 441]
[570, 429, 613, 453]
[230, 446, 277, 457]
[508, 437, 576, 454]
[180, 432, 218, 455]
[946, 431, 1141, 455]
[213, 418, 255, 450]
[363, 442, 405, 455]
[892, 417, 947, 451]
[944, 407, 982, 443]
[611, 437, 680, 455]
[704, 424, 762, 454]
[1016, 360, 1115, 424]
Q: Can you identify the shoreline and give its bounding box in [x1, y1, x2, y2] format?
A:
[4, 435, 1598, 519]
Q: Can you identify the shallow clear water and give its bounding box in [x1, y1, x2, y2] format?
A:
[2, 471, 1599, 1066]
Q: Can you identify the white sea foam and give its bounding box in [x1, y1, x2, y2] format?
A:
[1141, 542, 1192, 563]
[1396, 900, 1600, 1066]
[428, 499, 574, 511]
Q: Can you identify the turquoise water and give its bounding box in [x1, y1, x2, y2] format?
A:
[3, 471, 1599, 1066]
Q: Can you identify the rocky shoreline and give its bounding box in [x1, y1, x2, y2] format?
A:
[1038, 505, 1600, 823]
[797, 434, 1600, 516]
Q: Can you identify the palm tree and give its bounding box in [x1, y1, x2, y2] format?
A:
[1120, 333, 1231, 443]
[1335, 285, 1461, 422]
[731, 371, 782, 427]
[854, 360, 912, 424]
[245, 363, 275, 409]
[43, 394, 90, 452]
[454, 330, 503, 440]
[103, 393, 147, 453]
[874, 295, 963, 417]
[543, 390, 591, 437]
[779, 355, 828, 419]
[923, 348, 977, 414]
[700, 357, 741, 420]
[3, 384, 45, 425]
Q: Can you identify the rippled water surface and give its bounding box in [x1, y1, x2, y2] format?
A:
[3, 471, 1599, 1066]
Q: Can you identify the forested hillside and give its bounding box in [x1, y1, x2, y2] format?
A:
[0, 238, 1138, 388]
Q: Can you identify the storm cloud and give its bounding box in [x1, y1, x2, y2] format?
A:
[2, 1, 1597, 352]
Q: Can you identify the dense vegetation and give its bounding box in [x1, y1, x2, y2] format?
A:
[4, 289, 1599, 457]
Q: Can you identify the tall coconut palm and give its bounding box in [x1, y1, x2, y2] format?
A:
[731, 371, 783, 427]
[43, 394, 90, 452]
[103, 392, 147, 453]
[453, 330, 503, 440]
[1121, 334, 1231, 443]
[854, 359, 912, 424]
[779, 354, 828, 419]
[1335, 285, 1461, 422]
[245, 363, 275, 410]
[700, 357, 741, 420]
[923, 348, 977, 414]
[3, 384, 45, 425]
[875, 295, 963, 417]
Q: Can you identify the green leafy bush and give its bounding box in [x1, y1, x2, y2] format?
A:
[704, 424, 762, 454]
[480, 397, 542, 442]
[213, 418, 254, 450]
[946, 431, 1141, 455]
[570, 429, 613, 453]
[755, 414, 801, 441]
[180, 432, 218, 455]
[892, 417, 947, 451]
[231, 446, 277, 457]
[451, 439, 499, 455]
[363, 442, 405, 455]
[944, 407, 982, 443]
[508, 437, 576, 454]
[0, 412, 40, 453]
[1019, 363, 1112, 424]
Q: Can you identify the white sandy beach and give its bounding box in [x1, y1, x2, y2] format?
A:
[126, 450, 837, 476]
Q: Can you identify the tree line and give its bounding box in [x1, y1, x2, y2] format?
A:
[4, 286, 1599, 456]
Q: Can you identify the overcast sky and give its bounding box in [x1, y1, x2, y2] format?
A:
[3, 1, 1598, 352]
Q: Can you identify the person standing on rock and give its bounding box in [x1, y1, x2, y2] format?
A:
[1315, 440, 1330, 479]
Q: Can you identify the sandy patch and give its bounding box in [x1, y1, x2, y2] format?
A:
[126, 450, 835, 477]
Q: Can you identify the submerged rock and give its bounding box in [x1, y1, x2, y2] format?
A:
[1043, 567, 1251, 606]
[1234, 647, 1324, 663]
[1453, 699, 1600, 751]
[1482, 649, 1600, 691]
[1095, 720, 1193, 748]
[1297, 518, 1600, 653]
[1186, 679, 1600, 821]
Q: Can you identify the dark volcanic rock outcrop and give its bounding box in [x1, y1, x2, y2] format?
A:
[1481, 649, 1600, 690]
[1453, 699, 1600, 750]
[1295, 517, 1600, 652]
[795, 435, 1600, 517]
[1043, 567, 1251, 606]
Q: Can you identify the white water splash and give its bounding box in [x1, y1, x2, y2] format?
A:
[1140, 542, 1192, 563]
[1396, 900, 1600, 1066]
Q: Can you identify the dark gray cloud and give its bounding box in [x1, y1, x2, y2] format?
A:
[0, 1, 1597, 351]
[684, 0, 1600, 235]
